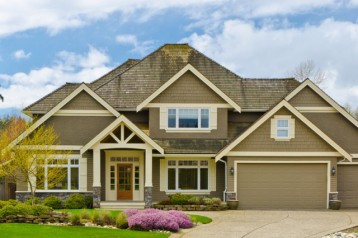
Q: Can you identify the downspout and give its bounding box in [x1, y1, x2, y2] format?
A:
[218, 158, 227, 202]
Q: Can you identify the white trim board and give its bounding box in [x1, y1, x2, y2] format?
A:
[54, 110, 114, 116]
[227, 152, 341, 157]
[80, 115, 164, 154]
[233, 160, 330, 209]
[352, 154, 358, 158]
[285, 79, 358, 127]
[295, 107, 337, 113]
[9, 84, 120, 148]
[152, 154, 216, 157]
[215, 100, 352, 161]
[136, 64, 241, 112]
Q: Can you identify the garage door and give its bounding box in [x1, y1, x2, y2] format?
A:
[338, 165, 358, 208]
[237, 163, 327, 209]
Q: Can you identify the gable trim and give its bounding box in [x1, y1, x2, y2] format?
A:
[136, 64, 241, 112]
[286, 79, 358, 127]
[215, 100, 352, 161]
[9, 84, 120, 148]
[226, 151, 341, 157]
[80, 115, 164, 154]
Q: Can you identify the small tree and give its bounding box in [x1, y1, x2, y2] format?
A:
[289, 60, 326, 85]
[0, 117, 69, 205]
[344, 103, 358, 120]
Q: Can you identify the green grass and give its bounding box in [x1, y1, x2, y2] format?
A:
[0, 224, 169, 238]
[189, 214, 212, 224]
[56, 209, 121, 218]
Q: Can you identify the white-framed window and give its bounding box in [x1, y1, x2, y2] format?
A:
[167, 108, 209, 129]
[37, 156, 80, 191]
[271, 115, 295, 141]
[167, 159, 209, 191]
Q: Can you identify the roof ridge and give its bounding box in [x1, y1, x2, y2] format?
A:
[242, 77, 297, 81]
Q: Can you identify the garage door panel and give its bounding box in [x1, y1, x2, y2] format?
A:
[338, 165, 358, 208]
[237, 163, 327, 209]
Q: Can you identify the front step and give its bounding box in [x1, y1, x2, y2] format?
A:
[100, 201, 145, 210]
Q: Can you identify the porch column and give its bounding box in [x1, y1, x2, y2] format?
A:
[93, 148, 101, 208]
[144, 147, 153, 208]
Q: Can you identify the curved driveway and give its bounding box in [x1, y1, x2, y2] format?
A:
[172, 210, 358, 238]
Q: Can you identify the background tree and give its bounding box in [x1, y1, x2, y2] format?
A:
[289, 60, 326, 85]
[0, 117, 69, 205]
[344, 103, 358, 120]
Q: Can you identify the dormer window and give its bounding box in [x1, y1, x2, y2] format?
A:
[167, 108, 209, 129]
[271, 115, 295, 141]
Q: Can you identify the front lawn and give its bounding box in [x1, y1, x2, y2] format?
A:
[0, 224, 169, 238]
[189, 214, 212, 224]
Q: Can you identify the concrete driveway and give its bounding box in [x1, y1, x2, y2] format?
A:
[172, 210, 358, 238]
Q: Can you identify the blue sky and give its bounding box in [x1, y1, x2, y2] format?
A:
[1, 0, 358, 116]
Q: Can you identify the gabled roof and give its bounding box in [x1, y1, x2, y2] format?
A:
[215, 100, 352, 161]
[286, 79, 358, 127]
[10, 84, 119, 148]
[80, 115, 164, 154]
[24, 59, 138, 113]
[24, 44, 299, 113]
[136, 64, 242, 112]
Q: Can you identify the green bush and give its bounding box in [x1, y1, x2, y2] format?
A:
[91, 211, 103, 226]
[202, 197, 213, 205]
[69, 214, 82, 226]
[64, 194, 86, 209]
[157, 199, 172, 205]
[84, 196, 93, 209]
[6, 199, 20, 206]
[212, 197, 222, 205]
[170, 193, 193, 205]
[42, 196, 63, 209]
[80, 210, 91, 221]
[116, 213, 128, 229]
[0, 204, 32, 218]
[25, 197, 40, 205]
[188, 196, 201, 205]
[0, 200, 9, 209]
[31, 204, 52, 216]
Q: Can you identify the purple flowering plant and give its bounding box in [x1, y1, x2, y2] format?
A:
[124, 208, 193, 232]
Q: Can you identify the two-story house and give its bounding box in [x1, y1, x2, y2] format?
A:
[14, 44, 358, 209]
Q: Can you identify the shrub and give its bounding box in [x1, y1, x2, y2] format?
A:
[211, 197, 222, 205]
[31, 204, 52, 216]
[25, 197, 39, 205]
[188, 196, 201, 205]
[42, 196, 63, 209]
[6, 199, 20, 206]
[116, 213, 128, 229]
[0, 204, 32, 218]
[157, 199, 172, 205]
[125, 208, 193, 232]
[91, 211, 104, 226]
[64, 194, 86, 209]
[69, 214, 82, 226]
[101, 212, 115, 226]
[84, 196, 93, 209]
[202, 197, 213, 205]
[170, 193, 193, 205]
[80, 210, 91, 221]
[0, 200, 9, 209]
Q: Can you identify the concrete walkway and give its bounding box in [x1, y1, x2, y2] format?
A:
[172, 210, 358, 238]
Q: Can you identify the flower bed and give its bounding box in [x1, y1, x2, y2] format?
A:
[152, 204, 228, 211]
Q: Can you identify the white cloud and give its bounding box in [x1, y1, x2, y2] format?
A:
[0, 0, 350, 37]
[116, 34, 155, 55]
[0, 47, 111, 109]
[183, 18, 358, 107]
[12, 50, 31, 59]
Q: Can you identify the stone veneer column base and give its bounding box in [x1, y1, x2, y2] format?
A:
[93, 186, 101, 208]
[144, 186, 153, 208]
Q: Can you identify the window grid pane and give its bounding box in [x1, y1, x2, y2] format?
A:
[168, 109, 176, 128]
[201, 109, 209, 128]
[178, 168, 198, 190]
[179, 109, 199, 128]
[168, 168, 176, 190]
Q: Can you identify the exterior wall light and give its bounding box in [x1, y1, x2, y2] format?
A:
[331, 166, 336, 176]
[230, 166, 234, 175]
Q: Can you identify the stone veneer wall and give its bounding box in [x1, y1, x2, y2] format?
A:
[16, 192, 93, 202]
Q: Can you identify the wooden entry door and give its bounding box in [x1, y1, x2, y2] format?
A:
[117, 164, 133, 200]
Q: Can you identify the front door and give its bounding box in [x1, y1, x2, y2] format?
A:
[117, 164, 133, 200]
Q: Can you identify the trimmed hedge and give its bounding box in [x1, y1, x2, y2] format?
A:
[42, 196, 63, 209]
[64, 194, 86, 209]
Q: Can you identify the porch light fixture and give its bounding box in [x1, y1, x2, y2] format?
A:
[230, 166, 234, 175]
[331, 166, 336, 176]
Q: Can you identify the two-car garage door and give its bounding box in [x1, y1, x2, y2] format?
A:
[236, 163, 327, 209]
